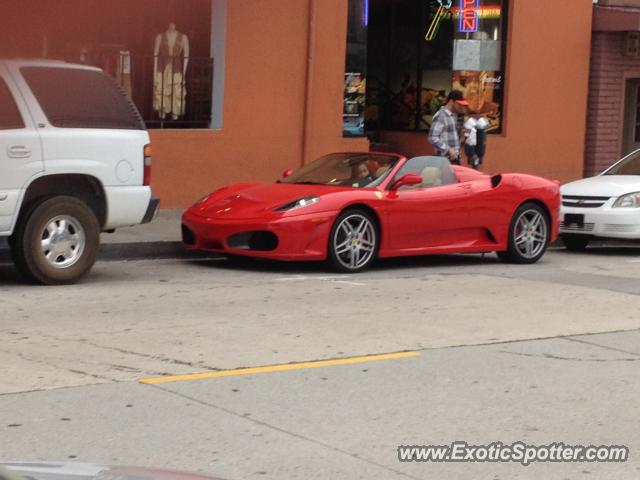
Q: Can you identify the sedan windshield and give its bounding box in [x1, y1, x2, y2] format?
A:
[603, 149, 640, 175]
[280, 153, 400, 187]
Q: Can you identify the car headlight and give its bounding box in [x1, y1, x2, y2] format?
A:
[613, 192, 640, 208]
[275, 196, 320, 212]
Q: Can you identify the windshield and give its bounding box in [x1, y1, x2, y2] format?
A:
[280, 153, 401, 187]
[603, 149, 640, 175]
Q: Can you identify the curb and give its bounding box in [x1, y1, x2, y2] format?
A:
[0, 242, 218, 266]
[98, 241, 216, 261]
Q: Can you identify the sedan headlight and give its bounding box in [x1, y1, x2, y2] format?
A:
[613, 192, 640, 208]
[276, 196, 320, 212]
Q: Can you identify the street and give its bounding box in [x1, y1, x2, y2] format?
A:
[1, 248, 639, 479]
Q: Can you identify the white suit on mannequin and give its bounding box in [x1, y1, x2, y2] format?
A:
[153, 23, 190, 119]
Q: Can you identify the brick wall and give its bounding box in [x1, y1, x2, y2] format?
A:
[585, 32, 640, 177]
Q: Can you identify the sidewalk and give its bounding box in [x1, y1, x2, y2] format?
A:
[99, 209, 188, 260]
[0, 210, 203, 263]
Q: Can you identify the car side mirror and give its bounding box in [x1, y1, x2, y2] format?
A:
[390, 173, 422, 191]
[282, 169, 294, 178]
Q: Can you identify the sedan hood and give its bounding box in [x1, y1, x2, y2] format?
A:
[191, 183, 347, 219]
[561, 175, 640, 197]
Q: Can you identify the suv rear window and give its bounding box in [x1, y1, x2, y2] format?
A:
[0, 78, 25, 130]
[21, 67, 145, 130]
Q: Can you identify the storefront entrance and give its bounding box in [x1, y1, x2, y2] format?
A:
[345, 0, 508, 141]
[362, 0, 507, 142]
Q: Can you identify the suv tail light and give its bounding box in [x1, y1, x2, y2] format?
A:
[143, 145, 152, 186]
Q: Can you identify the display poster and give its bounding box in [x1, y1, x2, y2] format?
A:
[452, 70, 503, 132]
[343, 72, 366, 136]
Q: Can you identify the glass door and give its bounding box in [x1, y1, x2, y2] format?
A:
[623, 78, 640, 155]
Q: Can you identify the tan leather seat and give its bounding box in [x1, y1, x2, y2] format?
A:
[375, 165, 390, 177]
[421, 166, 442, 187]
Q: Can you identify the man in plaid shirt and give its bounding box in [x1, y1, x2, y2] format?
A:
[428, 90, 469, 165]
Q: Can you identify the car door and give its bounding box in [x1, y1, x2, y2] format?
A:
[383, 157, 471, 251]
[0, 64, 43, 234]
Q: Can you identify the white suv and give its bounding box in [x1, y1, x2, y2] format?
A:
[0, 59, 159, 284]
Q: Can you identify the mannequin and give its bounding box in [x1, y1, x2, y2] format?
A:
[153, 23, 190, 120]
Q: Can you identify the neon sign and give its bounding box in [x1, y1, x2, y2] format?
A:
[452, 6, 500, 20]
[425, 0, 453, 41]
[459, 0, 479, 33]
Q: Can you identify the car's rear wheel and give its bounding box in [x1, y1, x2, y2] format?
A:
[561, 235, 590, 252]
[497, 202, 550, 264]
[328, 209, 378, 273]
[11, 196, 100, 285]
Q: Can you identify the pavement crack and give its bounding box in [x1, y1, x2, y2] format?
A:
[476, 270, 640, 296]
[34, 333, 221, 371]
[146, 383, 421, 480]
[498, 350, 638, 363]
[413, 327, 640, 353]
[562, 336, 640, 357]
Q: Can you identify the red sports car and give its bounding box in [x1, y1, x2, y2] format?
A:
[182, 153, 560, 273]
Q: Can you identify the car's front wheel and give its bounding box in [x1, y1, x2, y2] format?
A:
[327, 209, 378, 273]
[561, 235, 590, 252]
[11, 196, 100, 285]
[497, 202, 550, 264]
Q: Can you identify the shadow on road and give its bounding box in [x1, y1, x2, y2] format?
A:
[0, 263, 26, 285]
[187, 252, 502, 275]
[576, 245, 640, 256]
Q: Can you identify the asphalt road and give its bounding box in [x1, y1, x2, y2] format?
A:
[0, 248, 639, 479]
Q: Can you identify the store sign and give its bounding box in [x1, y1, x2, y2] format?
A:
[452, 6, 500, 20]
[459, 0, 479, 33]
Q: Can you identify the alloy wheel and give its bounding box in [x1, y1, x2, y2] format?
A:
[40, 215, 86, 269]
[332, 213, 377, 271]
[513, 209, 547, 260]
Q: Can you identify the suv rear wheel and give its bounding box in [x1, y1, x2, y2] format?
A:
[11, 196, 100, 285]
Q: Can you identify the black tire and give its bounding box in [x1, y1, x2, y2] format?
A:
[327, 208, 379, 273]
[497, 202, 550, 264]
[10, 196, 100, 285]
[561, 235, 590, 252]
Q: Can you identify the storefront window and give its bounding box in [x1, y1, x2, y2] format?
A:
[366, 0, 508, 134]
[0, 0, 216, 130]
[343, 0, 369, 137]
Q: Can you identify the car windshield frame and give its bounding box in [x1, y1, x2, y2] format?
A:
[280, 153, 402, 188]
[602, 149, 640, 176]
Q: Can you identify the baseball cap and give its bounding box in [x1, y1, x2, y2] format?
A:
[447, 89, 469, 106]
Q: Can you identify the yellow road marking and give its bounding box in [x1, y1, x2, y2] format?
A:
[139, 351, 420, 385]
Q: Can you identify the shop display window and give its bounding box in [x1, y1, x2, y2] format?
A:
[364, 0, 508, 134]
[0, 0, 216, 129]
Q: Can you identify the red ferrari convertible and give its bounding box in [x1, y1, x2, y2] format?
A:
[182, 153, 560, 273]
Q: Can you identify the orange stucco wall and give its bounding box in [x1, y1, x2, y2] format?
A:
[381, 0, 594, 184]
[153, 0, 593, 208]
[152, 0, 367, 208]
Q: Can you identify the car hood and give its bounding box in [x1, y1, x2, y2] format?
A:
[561, 175, 640, 197]
[0, 463, 225, 480]
[190, 183, 349, 219]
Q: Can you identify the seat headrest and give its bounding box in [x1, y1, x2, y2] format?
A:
[421, 166, 442, 187]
